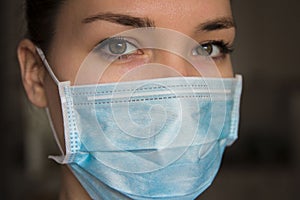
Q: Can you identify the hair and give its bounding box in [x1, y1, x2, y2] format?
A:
[25, 0, 65, 53]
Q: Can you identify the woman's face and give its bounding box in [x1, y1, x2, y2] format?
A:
[47, 0, 235, 84]
[21, 0, 235, 151]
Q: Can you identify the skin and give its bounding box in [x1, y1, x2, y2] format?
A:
[18, 0, 235, 199]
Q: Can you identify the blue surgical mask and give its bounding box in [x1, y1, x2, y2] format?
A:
[36, 47, 242, 200]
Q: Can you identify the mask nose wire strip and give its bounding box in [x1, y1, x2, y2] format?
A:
[35, 47, 60, 85]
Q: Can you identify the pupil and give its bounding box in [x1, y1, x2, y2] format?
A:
[109, 39, 127, 54]
[202, 44, 212, 55]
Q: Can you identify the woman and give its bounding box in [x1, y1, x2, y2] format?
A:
[17, 0, 242, 199]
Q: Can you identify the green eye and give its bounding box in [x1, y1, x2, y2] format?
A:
[192, 44, 214, 56]
[192, 45, 210, 56]
[201, 43, 213, 55]
[96, 37, 140, 61]
[109, 39, 128, 55]
[192, 41, 233, 59]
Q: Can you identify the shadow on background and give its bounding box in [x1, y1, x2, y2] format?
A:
[1, 0, 300, 199]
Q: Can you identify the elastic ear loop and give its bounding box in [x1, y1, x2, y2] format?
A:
[36, 47, 64, 154]
[35, 47, 60, 85]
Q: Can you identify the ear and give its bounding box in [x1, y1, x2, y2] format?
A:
[17, 39, 48, 108]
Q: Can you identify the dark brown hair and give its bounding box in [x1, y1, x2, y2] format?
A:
[25, 0, 65, 53]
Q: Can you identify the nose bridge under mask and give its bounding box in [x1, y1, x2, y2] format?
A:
[150, 49, 200, 77]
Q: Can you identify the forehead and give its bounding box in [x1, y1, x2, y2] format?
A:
[58, 0, 232, 30]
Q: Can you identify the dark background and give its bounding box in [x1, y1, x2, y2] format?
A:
[1, 0, 300, 199]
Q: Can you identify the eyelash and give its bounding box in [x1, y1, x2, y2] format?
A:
[94, 37, 234, 62]
[198, 40, 234, 60]
[95, 37, 141, 61]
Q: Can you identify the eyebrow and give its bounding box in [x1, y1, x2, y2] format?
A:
[197, 17, 236, 32]
[82, 13, 235, 32]
[82, 12, 155, 28]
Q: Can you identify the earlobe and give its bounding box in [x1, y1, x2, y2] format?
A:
[17, 39, 48, 108]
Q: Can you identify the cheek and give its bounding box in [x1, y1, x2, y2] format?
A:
[48, 45, 89, 84]
[217, 55, 233, 78]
